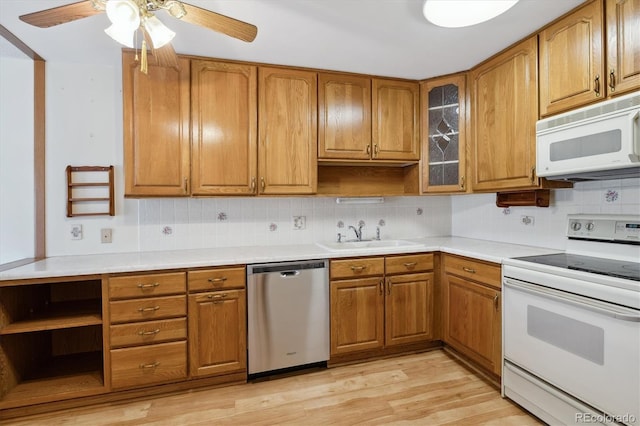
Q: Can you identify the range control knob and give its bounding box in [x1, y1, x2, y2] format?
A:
[571, 222, 582, 231]
[586, 222, 595, 231]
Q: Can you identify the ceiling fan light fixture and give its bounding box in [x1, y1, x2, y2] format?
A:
[165, 1, 187, 19]
[143, 15, 176, 48]
[422, 0, 519, 28]
[105, 0, 140, 29]
[104, 24, 136, 47]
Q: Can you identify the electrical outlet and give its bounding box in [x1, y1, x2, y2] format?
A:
[101, 228, 112, 243]
[70, 224, 82, 240]
[520, 215, 535, 226]
[293, 216, 306, 230]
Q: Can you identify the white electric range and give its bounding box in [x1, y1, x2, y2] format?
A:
[502, 214, 640, 426]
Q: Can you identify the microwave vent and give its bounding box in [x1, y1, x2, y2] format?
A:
[537, 92, 640, 132]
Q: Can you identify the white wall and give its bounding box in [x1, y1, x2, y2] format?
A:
[0, 56, 34, 263]
[451, 178, 640, 250]
[137, 195, 452, 251]
[45, 61, 139, 256]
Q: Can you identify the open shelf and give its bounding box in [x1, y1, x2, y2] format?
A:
[317, 164, 420, 196]
[0, 351, 105, 409]
[0, 300, 102, 335]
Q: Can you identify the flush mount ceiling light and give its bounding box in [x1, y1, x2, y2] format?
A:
[423, 0, 519, 28]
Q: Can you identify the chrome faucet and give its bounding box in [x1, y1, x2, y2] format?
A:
[348, 223, 364, 241]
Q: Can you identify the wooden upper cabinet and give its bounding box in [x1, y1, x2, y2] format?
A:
[258, 67, 317, 194]
[470, 36, 539, 192]
[123, 52, 191, 196]
[318, 73, 372, 160]
[191, 60, 257, 196]
[539, 0, 604, 116]
[372, 78, 420, 161]
[421, 74, 467, 194]
[606, 0, 640, 95]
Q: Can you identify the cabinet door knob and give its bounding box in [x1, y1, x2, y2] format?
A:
[609, 69, 616, 92]
[251, 177, 256, 193]
[387, 278, 392, 295]
[373, 144, 379, 157]
[366, 144, 371, 155]
[594, 74, 601, 97]
[530, 166, 536, 183]
[494, 294, 500, 311]
[460, 176, 465, 189]
[260, 177, 266, 191]
[379, 279, 384, 295]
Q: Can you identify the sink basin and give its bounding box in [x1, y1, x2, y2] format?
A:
[316, 239, 421, 251]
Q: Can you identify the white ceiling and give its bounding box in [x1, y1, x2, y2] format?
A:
[0, 0, 585, 79]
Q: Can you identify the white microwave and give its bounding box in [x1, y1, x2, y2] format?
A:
[536, 91, 640, 181]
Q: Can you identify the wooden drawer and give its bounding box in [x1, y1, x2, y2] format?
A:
[188, 267, 246, 292]
[330, 257, 385, 279]
[110, 318, 187, 348]
[109, 272, 186, 299]
[444, 254, 501, 289]
[385, 253, 434, 275]
[110, 341, 187, 389]
[109, 295, 186, 324]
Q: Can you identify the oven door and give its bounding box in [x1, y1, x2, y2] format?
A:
[503, 277, 640, 425]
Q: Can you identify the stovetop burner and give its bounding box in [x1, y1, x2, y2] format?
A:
[514, 253, 640, 282]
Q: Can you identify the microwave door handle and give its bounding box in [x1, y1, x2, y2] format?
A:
[630, 110, 640, 163]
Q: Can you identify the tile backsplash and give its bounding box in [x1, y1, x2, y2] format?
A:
[451, 178, 640, 250]
[139, 196, 452, 251]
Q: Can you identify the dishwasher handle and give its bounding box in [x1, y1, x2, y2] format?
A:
[280, 270, 301, 278]
[248, 260, 328, 275]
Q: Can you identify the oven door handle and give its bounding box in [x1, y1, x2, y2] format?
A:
[503, 278, 640, 322]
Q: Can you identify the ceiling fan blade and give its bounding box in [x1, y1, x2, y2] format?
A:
[180, 3, 257, 42]
[19, 1, 103, 28]
[142, 28, 180, 70]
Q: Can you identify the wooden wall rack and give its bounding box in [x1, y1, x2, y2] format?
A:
[496, 189, 550, 208]
[66, 166, 115, 217]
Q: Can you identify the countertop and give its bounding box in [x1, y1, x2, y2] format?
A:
[0, 237, 562, 282]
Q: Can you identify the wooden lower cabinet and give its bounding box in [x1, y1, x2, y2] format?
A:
[330, 277, 385, 355]
[442, 255, 501, 376]
[385, 272, 434, 347]
[110, 341, 187, 389]
[329, 254, 435, 360]
[188, 289, 247, 377]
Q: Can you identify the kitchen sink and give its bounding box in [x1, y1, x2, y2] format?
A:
[316, 239, 422, 251]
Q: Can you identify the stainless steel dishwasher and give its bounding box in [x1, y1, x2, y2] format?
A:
[247, 259, 329, 375]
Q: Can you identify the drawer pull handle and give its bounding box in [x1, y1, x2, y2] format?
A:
[137, 282, 160, 289]
[137, 306, 160, 312]
[139, 362, 160, 369]
[462, 267, 476, 274]
[403, 262, 417, 268]
[350, 265, 367, 272]
[207, 293, 227, 299]
[138, 329, 160, 336]
[208, 277, 228, 284]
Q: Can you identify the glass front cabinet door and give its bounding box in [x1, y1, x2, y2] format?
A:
[421, 74, 467, 193]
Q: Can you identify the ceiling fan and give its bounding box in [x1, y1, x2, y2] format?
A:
[19, 0, 258, 71]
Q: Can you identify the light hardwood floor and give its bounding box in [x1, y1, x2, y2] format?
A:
[6, 350, 541, 425]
